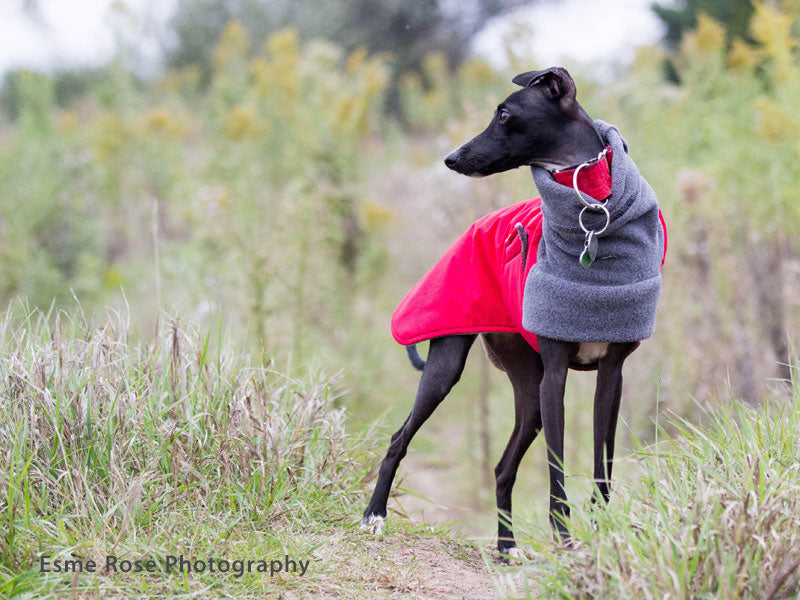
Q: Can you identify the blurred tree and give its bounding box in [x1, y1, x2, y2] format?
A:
[1, 68, 111, 119]
[165, 0, 268, 80]
[652, 0, 755, 46]
[651, 0, 756, 82]
[163, 0, 540, 117]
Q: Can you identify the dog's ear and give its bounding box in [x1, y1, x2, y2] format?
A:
[512, 67, 576, 103]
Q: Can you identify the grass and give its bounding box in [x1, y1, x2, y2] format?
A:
[510, 368, 800, 599]
[0, 307, 492, 598]
[2, 305, 799, 599]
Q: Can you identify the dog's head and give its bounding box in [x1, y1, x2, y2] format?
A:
[444, 67, 584, 177]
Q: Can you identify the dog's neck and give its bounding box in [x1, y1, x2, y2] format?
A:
[530, 111, 605, 171]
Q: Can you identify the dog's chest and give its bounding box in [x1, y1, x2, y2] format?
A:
[575, 342, 609, 364]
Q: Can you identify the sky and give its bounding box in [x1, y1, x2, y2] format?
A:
[0, 0, 175, 76]
[0, 0, 664, 77]
[475, 0, 663, 70]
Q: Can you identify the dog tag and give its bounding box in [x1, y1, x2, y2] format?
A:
[580, 231, 598, 268]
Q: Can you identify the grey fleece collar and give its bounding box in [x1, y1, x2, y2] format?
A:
[521, 120, 665, 343]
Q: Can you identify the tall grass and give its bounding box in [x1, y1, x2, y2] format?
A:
[517, 368, 800, 599]
[1, 6, 800, 576]
[0, 307, 375, 597]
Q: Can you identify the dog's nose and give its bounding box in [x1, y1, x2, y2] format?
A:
[444, 149, 461, 169]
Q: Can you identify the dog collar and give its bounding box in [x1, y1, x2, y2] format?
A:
[551, 145, 613, 202]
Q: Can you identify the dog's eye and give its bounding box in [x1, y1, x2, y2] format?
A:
[497, 110, 511, 124]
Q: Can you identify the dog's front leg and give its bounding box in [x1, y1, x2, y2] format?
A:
[537, 337, 573, 542]
[592, 341, 637, 504]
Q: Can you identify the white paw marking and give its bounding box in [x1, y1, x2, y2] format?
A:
[507, 547, 526, 563]
[360, 514, 385, 536]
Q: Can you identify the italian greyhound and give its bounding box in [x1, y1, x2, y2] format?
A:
[363, 67, 646, 559]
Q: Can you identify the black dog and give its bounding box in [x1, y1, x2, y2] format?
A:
[363, 67, 641, 559]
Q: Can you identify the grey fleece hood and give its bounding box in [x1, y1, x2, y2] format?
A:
[522, 119, 665, 343]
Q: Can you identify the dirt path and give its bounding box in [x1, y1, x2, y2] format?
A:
[344, 534, 497, 600]
[295, 532, 531, 600]
[393, 456, 487, 534]
[331, 418, 532, 598]
[278, 518, 534, 600]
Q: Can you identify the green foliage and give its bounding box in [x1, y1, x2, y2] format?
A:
[1, 7, 799, 552]
[165, 0, 535, 76]
[0, 308, 377, 597]
[164, 0, 537, 120]
[0, 72, 104, 306]
[195, 24, 388, 354]
[653, 0, 756, 47]
[398, 53, 506, 132]
[0, 26, 388, 362]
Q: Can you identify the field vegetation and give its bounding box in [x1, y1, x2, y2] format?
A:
[1, 1, 799, 597]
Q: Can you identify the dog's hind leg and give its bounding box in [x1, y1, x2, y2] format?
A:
[483, 333, 543, 559]
[591, 341, 636, 504]
[362, 334, 476, 533]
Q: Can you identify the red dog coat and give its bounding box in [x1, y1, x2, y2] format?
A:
[391, 197, 667, 352]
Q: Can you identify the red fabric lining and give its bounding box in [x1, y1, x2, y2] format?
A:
[552, 146, 613, 201]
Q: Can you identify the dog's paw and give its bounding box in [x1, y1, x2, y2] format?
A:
[498, 545, 526, 565]
[360, 514, 385, 536]
[507, 547, 526, 563]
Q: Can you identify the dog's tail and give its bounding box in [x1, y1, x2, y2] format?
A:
[406, 344, 426, 371]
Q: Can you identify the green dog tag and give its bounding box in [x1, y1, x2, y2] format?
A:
[580, 231, 598, 268]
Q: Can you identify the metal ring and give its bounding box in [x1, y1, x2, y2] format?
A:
[579, 203, 610, 236]
[572, 161, 608, 211]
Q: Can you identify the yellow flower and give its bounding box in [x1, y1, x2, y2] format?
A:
[224, 105, 253, 140]
[423, 89, 445, 109]
[92, 111, 127, 162]
[458, 57, 498, 87]
[363, 58, 388, 95]
[250, 57, 271, 97]
[214, 22, 250, 71]
[103, 267, 123, 288]
[681, 13, 726, 56]
[265, 29, 300, 103]
[59, 110, 78, 134]
[422, 52, 448, 82]
[141, 108, 188, 139]
[728, 38, 762, 71]
[750, 2, 795, 82]
[223, 105, 268, 140]
[631, 46, 664, 74]
[159, 66, 201, 94]
[347, 47, 368, 73]
[755, 96, 799, 141]
[361, 201, 394, 231]
[335, 95, 357, 129]
[145, 108, 170, 134]
[751, 2, 794, 49]
[266, 28, 299, 58]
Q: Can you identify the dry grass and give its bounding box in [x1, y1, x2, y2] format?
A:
[0, 307, 379, 597]
[3, 305, 799, 599]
